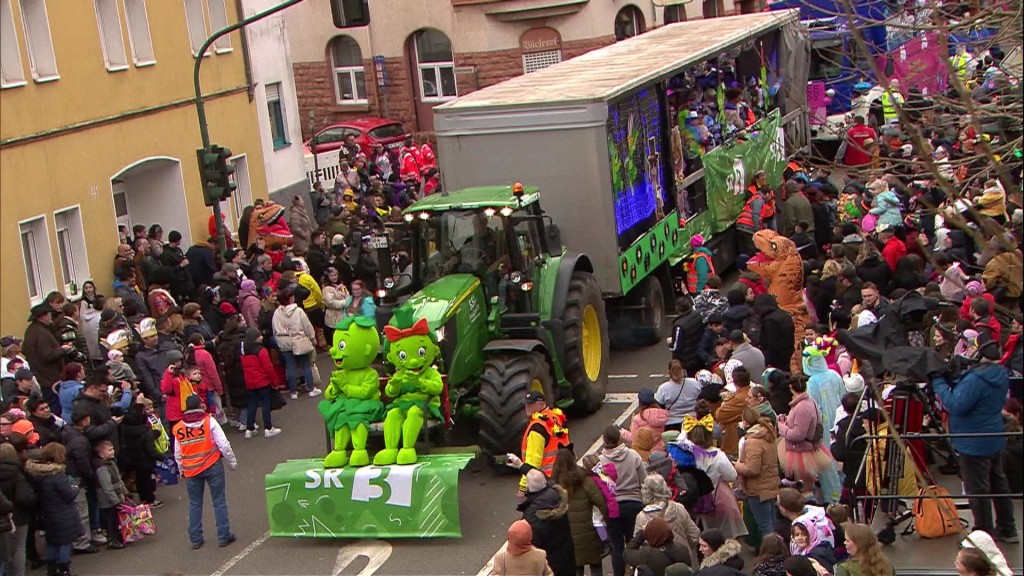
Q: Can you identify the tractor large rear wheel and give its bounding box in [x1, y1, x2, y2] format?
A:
[478, 352, 554, 459]
[563, 272, 609, 415]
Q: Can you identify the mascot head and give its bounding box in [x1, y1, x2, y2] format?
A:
[801, 343, 830, 376]
[384, 310, 440, 373]
[330, 316, 379, 370]
[753, 229, 797, 260]
[250, 201, 293, 251]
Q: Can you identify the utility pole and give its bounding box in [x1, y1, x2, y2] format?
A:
[194, 0, 306, 256]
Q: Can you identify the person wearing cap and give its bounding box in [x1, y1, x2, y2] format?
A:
[62, 404, 101, 554]
[134, 317, 176, 406]
[22, 303, 67, 407]
[930, 334, 1018, 543]
[173, 394, 237, 549]
[2, 368, 40, 412]
[682, 234, 715, 295]
[112, 266, 150, 319]
[0, 336, 29, 379]
[509, 392, 570, 492]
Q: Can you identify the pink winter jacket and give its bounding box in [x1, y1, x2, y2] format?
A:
[621, 407, 670, 453]
[777, 393, 818, 453]
[588, 462, 620, 519]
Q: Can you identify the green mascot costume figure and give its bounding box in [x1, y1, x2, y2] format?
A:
[373, 316, 443, 466]
[318, 316, 384, 468]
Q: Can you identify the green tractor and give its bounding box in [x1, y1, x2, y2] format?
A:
[377, 184, 609, 458]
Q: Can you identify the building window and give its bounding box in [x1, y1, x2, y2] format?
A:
[614, 6, 644, 41]
[330, 0, 369, 28]
[414, 29, 456, 102]
[123, 0, 155, 65]
[702, 0, 724, 18]
[94, 0, 128, 71]
[266, 82, 289, 149]
[53, 207, 89, 292]
[183, 0, 207, 55]
[330, 35, 366, 104]
[19, 216, 55, 303]
[207, 0, 231, 53]
[19, 0, 57, 81]
[1, 0, 25, 87]
[665, 4, 687, 23]
[523, 50, 561, 74]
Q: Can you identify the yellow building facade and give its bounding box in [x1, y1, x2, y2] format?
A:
[0, 0, 267, 334]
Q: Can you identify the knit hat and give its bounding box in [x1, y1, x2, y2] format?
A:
[965, 280, 984, 296]
[856, 310, 878, 328]
[71, 404, 92, 425]
[107, 349, 125, 362]
[104, 329, 130, 351]
[736, 254, 751, 271]
[185, 395, 203, 411]
[331, 234, 346, 247]
[100, 309, 116, 323]
[138, 317, 158, 339]
[506, 520, 534, 556]
[244, 328, 262, 343]
[690, 234, 705, 249]
[637, 387, 656, 406]
[843, 373, 866, 395]
[219, 302, 239, 315]
[525, 469, 547, 493]
[240, 279, 256, 292]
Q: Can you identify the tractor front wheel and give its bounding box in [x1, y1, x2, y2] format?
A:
[478, 352, 554, 460]
[563, 272, 609, 415]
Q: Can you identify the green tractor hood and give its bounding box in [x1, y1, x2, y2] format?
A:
[390, 274, 481, 330]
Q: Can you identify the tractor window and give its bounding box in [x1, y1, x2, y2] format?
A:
[513, 219, 540, 266]
[418, 211, 505, 283]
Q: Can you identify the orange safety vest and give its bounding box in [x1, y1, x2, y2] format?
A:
[748, 184, 776, 219]
[685, 251, 715, 294]
[173, 416, 221, 478]
[521, 408, 570, 476]
[737, 190, 761, 230]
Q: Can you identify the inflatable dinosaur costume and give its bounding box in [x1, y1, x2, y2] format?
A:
[746, 230, 808, 372]
[248, 200, 294, 266]
[318, 316, 384, 468]
[373, 314, 443, 466]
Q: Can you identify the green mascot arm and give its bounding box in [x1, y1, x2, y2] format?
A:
[417, 367, 444, 397]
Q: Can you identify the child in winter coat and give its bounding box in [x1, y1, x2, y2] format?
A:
[106, 349, 138, 384]
[189, 334, 227, 425]
[94, 440, 128, 549]
[120, 401, 165, 507]
[239, 328, 282, 438]
[580, 453, 618, 544]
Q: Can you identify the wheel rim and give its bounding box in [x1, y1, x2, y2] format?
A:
[581, 305, 602, 381]
[530, 378, 544, 394]
[651, 290, 663, 329]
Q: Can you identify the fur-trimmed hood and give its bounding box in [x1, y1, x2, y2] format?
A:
[24, 460, 65, 477]
[531, 484, 570, 521]
[700, 539, 743, 568]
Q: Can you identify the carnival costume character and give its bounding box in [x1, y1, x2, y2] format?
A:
[373, 316, 443, 466]
[746, 230, 809, 372]
[802, 344, 844, 503]
[249, 201, 294, 266]
[318, 316, 384, 468]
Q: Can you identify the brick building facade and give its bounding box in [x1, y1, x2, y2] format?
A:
[285, 0, 737, 138]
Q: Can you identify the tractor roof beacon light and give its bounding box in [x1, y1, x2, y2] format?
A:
[512, 182, 525, 207]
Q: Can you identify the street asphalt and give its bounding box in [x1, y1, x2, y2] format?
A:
[71, 325, 1021, 575]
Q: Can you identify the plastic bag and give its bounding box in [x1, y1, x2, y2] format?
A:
[117, 504, 145, 543]
[155, 456, 179, 486]
[135, 502, 157, 535]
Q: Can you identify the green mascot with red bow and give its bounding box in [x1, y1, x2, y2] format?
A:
[373, 314, 444, 466]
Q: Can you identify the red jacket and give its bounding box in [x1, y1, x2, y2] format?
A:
[960, 293, 996, 321]
[843, 124, 877, 166]
[193, 348, 223, 395]
[881, 237, 907, 271]
[161, 371, 206, 422]
[240, 346, 278, 391]
[419, 143, 437, 173]
[399, 148, 420, 182]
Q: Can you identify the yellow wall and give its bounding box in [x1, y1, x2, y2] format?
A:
[0, 0, 247, 141]
[0, 0, 268, 335]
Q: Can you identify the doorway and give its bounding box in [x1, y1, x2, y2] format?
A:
[110, 157, 192, 247]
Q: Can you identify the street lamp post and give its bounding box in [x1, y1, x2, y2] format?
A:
[194, 0, 306, 256]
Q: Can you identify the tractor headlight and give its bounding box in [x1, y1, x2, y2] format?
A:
[500, 207, 514, 217]
[403, 213, 414, 222]
[383, 277, 396, 289]
[375, 289, 387, 299]
[509, 271, 523, 284]
[521, 281, 533, 292]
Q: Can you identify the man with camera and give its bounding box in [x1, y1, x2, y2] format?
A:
[931, 333, 1018, 543]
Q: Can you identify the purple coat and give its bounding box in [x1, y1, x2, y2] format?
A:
[778, 393, 818, 453]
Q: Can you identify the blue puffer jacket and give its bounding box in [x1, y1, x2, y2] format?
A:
[869, 190, 903, 230]
[932, 363, 1009, 456]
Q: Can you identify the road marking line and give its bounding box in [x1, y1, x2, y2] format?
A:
[649, 373, 668, 378]
[608, 374, 637, 379]
[476, 397, 640, 576]
[333, 540, 392, 576]
[209, 530, 271, 576]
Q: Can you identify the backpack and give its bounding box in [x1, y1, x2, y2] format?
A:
[913, 485, 961, 538]
[808, 409, 824, 445]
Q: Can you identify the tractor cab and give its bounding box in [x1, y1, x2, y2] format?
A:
[396, 184, 554, 315]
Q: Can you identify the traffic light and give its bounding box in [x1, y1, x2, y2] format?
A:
[197, 144, 236, 207]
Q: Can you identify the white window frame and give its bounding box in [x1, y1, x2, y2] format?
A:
[414, 33, 456, 103]
[94, 0, 128, 72]
[183, 0, 209, 56]
[122, 0, 155, 66]
[53, 206, 90, 293]
[1, 0, 25, 88]
[522, 49, 561, 74]
[19, 0, 58, 82]
[330, 37, 366, 104]
[18, 215, 56, 305]
[206, 0, 231, 53]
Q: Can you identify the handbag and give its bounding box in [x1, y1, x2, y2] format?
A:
[270, 388, 288, 411]
[134, 503, 157, 535]
[290, 331, 315, 356]
[117, 503, 145, 543]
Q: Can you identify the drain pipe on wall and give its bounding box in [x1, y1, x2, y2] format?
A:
[236, 0, 257, 102]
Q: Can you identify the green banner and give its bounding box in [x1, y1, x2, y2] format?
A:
[702, 110, 786, 233]
[265, 454, 473, 539]
[618, 212, 681, 294]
